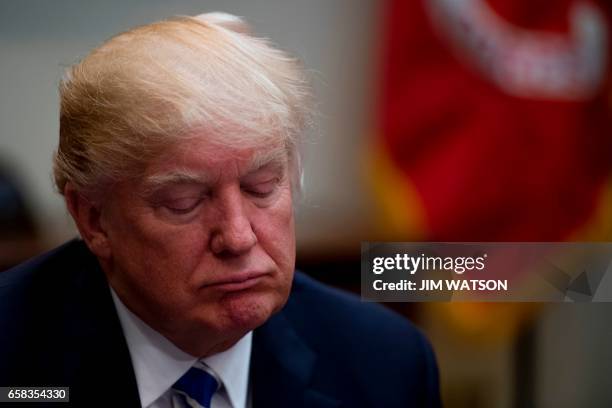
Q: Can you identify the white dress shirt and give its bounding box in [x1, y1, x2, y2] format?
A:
[110, 288, 252, 408]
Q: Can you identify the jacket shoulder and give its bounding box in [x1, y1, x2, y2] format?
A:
[0, 239, 90, 288]
[285, 272, 440, 407]
[289, 271, 429, 346]
[0, 240, 96, 345]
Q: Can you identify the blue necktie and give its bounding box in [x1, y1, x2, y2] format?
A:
[172, 366, 219, 408]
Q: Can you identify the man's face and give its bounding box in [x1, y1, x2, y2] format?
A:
[99, 134, 296, 355]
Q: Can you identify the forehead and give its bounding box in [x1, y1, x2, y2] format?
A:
[142, 136, 288, 184]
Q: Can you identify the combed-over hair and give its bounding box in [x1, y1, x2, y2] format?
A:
[54, 12, 311, 198]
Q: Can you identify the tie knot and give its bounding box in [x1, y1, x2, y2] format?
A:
[172, 365, 220, 408]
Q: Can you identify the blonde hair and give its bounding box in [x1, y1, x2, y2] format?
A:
[54, 12, 311, 198]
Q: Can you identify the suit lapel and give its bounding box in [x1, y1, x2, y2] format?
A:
[250, 310, 341, 408]
[62, 248, 142, 407]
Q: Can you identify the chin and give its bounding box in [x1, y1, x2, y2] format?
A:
[218, 290, 282, 332]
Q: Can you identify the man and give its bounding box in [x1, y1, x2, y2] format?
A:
[0, 12, 440, 408]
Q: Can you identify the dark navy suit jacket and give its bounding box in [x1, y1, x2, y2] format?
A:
[0, 240, 441, 407]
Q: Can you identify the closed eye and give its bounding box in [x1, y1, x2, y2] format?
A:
[162, 196, 205, 214]
[242, 178, 279, 198]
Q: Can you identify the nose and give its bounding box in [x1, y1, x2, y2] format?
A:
[210, 187, 257, 256]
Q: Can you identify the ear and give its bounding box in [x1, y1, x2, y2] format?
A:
[64, 182, 112, 259]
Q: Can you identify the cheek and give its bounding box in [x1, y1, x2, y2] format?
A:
[253, 199, 296, 271]
[109, 211, 209, 289]
[145, 230, 210, 292]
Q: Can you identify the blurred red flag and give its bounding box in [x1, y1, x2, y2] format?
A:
[373, 0, 612, 241]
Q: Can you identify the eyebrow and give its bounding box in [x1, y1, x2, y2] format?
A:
[141, 147, 288, 194]
[142, 170, 209, 193]
[244, 147, 288, 175]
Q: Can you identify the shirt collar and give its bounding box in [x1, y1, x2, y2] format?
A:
[110, 287, 252, 408]
[203, 331, 252, 408]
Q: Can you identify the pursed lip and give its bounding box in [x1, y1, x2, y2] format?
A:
[205, 271, 269, 291]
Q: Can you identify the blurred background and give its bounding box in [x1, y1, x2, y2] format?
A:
[1, 0, 611, 406]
